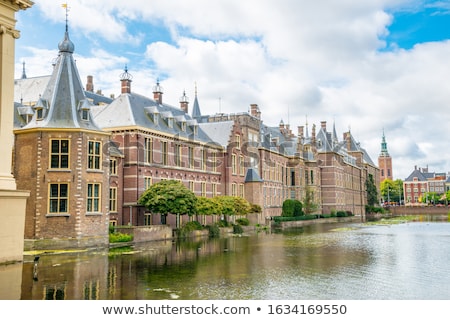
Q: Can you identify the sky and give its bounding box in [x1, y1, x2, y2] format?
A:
[13, 0, 450, 180]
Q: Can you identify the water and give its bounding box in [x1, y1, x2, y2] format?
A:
[2, 220, 450, 300]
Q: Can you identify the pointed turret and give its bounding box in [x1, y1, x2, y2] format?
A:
[191, 84, 202, 119]
[22, 24, 100, 131]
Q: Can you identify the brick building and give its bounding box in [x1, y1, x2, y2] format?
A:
[14, 28, 110, 249]
[13, 25, 379, 248]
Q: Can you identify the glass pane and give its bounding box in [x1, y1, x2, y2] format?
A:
[51, 140, 59, 153]
[61, 155, 69, 168]
[87, 184, 92, 197]
[60, 184, 68, 197]
[95, 142, 100, 155]
[94, 184, 99, 197]
[51, 155, 59, 168]
[49, 199, 58, 213]
[87, 199, 92, 212]
[94, 199, 99, 212]
[88, 141, 93, 154]
[61, 140, 69, 153]
[59, 199, 67, 213]
[50, 184, 59, 197]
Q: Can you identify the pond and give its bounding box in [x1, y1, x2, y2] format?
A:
[1, 217, 450, 300]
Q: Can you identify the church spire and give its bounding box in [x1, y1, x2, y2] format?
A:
[380, 129, 389, 156]
[21, 61, 27, 79]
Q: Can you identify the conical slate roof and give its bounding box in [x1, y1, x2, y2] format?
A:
[19, 29, 101, 131]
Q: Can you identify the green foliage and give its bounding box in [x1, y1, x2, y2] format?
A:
[195, 196, 223, 216]
[366, 174, 378, 206]
[214, 195, 237, 216]
[109, 232, 133, 243]
[303, 187, 319, 215]
[249, 203, 262, 213]
[380, 178, 403, 204]
[282, 199, 303, 217]
[206, 224, 220, 238]
[109, 224, 116, 234]
[365, 205, 385, 214]
[273, 214, 318, 222]
[176, 221, 204, 238]
[232, 224, 244, 234]
[138, 180, 197, 217]
[236, 218, 250, 226]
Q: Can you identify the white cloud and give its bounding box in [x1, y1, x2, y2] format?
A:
[14, 0, 450, 180]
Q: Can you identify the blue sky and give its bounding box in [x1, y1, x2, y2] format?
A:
[13, 0, 450, 180]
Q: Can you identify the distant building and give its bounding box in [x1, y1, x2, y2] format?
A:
[403, 165, 446, 205]
[378, 130, 393, 182]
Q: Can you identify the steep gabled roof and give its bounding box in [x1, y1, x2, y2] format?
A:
[92, 92, 214, 144]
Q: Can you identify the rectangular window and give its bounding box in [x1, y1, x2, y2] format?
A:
[212, 183, 217, 197]
[235, 134, 241, 149]
[239, 155, 245, 176]
[49, 183, 69, 213]
[109, 187, 117, 213]
[144, 177, 152, 190]
[189, 181, 195, 193]
[144, 213, 152, 226]
[88, 141, 101, 170]
[201, 182, 207, 197]
[188, 147, 194, 169]
[232, 183, 237, 196]
[202, 149, 207, 170]
[176, 144, 182, 167]
[109, 159, 117, 175]
[232, 154, 237, 175]
[162, 141, 168, 165]
[87, 183, 101, 213]
[144, 137, 153, 163]
[239, 184, 245, 198]
[50, 139, 69, 169]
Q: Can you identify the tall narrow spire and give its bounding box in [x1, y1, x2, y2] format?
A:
[380, 128, 389, 156]
[21, 61, 27, 79]
[191, 83, 202, 119]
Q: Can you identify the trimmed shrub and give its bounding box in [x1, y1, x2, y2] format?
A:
[109, 232, 133, 243]
[236, 218, 250, 226]
[233, 224, 244, 234]
[282, 199, 304, 217]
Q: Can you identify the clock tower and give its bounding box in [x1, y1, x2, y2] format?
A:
[378, 130, 393, 182]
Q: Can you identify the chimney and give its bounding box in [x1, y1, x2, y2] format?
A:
[180, 90, 189, 113]
[321, 121, 327, 130]
[345, 132, 351, 150]
[250, 104, 261, 119]
[298, 126, 304, 139]
[311, 124, 316, 145]
[86, 75, 94, 92]
[120, 67, 132, 94]
[153, 80, 163, 104]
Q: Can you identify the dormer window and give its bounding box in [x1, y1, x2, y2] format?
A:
[33, 96, 48, 121]
[168, 117, 173, 128]
[78, 99, 91, 121]
[82, 109, 89, 121]
[181, 122, 186, 131]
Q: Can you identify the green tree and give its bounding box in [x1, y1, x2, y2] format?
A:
[303, 187, 319, 215]
[282, 199, 303, 217]
[380, 178, 402, 204]
[366, 174, 378, 207]
[138, 180, 197, 228]
[233, 196, 251, 216]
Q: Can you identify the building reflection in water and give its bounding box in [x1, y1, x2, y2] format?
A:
[17, 237, 227, 300]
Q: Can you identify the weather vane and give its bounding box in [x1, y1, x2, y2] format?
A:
[62, 3, 70, 31]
